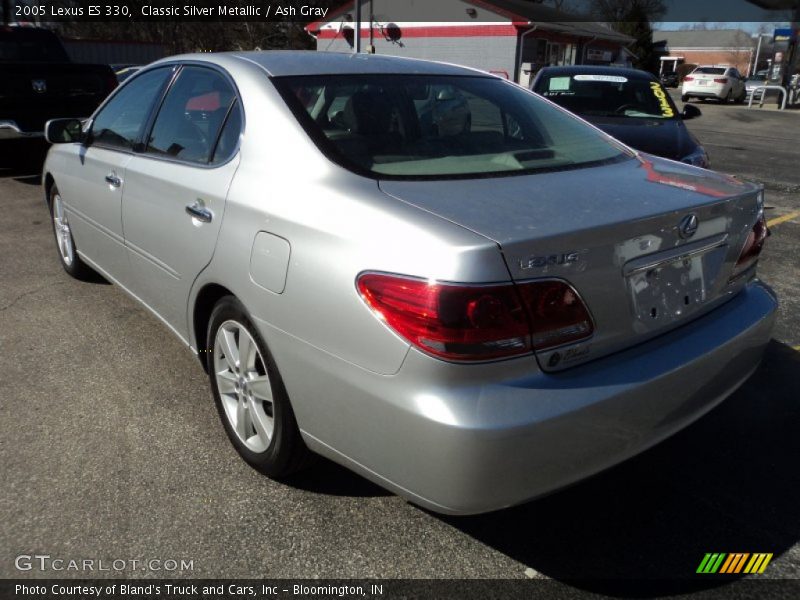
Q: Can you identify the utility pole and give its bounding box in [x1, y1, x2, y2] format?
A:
[753, 33, 765, 76]
[369, 0, 375, 53]
[354, 0, 361, 53]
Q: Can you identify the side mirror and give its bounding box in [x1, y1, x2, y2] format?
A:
[45, 118, 85, 144]
[682, 104, 702, 120]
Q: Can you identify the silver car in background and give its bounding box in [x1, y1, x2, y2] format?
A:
[43, 52, 776, 515]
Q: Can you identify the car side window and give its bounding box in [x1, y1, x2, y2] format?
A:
[146, 66, 236, 164]
[90, 67, 172, 150]
[210, 100, 242, 165]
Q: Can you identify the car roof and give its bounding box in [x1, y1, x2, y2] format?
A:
[154, 50, 487, 78]
[534, 65, 656, 81]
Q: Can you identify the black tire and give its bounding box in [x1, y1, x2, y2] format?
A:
[681, 94, 690, 103]
[48, 184, 94, 280]
[207, 296, 313, 477]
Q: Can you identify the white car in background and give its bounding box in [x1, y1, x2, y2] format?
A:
[681, 66, 747, 103]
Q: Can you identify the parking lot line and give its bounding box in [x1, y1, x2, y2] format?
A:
[767, 211, 800, 228]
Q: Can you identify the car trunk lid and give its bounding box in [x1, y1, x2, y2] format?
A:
[688, 70, 726, 86]
[379, 155, 762, 371]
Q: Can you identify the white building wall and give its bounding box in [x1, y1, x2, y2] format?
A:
[317, 34, 518, 79]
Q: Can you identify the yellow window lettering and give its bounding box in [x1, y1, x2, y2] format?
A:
[649, 82, 674, 117]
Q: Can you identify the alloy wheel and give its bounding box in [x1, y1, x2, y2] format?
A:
[213, 320, 274, 453]
[52, 193, 74, 266]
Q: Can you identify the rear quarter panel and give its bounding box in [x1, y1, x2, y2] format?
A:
[189, 60, 512, 378]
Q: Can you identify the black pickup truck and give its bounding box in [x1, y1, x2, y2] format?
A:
[1, 26, 117, 143]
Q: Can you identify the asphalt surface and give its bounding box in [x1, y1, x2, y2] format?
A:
[1, 100, 799, 595]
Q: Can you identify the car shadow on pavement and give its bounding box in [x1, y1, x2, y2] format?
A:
[439, 340, 799, 597]
[285, 457, 391, 498]
[0, 139, 48, 175]
[13, 174, 42, 186]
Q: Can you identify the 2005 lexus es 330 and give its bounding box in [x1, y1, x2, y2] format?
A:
[43, 52, 777, 515]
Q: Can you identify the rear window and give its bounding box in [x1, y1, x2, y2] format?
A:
[274, 74, 629, 180]
[694, 67, 726, 75]
[533, 73, 678, 119]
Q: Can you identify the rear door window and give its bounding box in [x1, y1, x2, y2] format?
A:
[210, 100, 243, 165]
[146, 66, 237, 164]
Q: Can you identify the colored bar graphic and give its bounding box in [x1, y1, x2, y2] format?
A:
[743, 553, 774, 574]
[719, 554, 736, 573]
[710, 553, 726, 573]
[733, 553, 750, 573]
[697, 554, 714, 573]
[719, 553, 749, 573]
[699, 552, 774, 574]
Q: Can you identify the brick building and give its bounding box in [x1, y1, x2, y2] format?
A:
[306, 0, 633, 85]
[655, 29, 757, 77]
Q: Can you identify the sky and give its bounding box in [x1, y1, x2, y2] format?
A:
[653, 21, 792, 34]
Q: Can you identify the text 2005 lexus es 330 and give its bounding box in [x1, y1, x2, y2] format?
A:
[43, 52, 776, 515]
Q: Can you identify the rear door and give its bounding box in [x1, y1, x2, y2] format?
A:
[121, 65, 242, 340]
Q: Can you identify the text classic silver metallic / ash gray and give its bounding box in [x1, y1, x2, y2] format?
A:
[42, 52, 777, 515]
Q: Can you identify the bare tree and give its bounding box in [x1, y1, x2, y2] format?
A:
[591, 0, 667, 73]
[591, 0, 666, 22]
[544, 0, 578, 12]
[727, 29, 756, 73]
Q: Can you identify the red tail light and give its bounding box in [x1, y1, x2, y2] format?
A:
[730, 216, 769, 281]
[357, 273, 593, 362]
[516, 280, 594, 349]
[683, 76, 694, 82]
[714, 78, 729, 84]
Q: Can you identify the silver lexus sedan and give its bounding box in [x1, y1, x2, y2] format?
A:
[42, 52, 777, 515]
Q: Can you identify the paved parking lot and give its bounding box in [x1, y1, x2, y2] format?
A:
[1, 99, 799, 594]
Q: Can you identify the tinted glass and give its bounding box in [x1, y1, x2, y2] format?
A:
[91, 68, 172, 150]
[694, 67, 726, 75]
[276, 74, 628, 179]
[211, 100, 242, 164]
[147, 67, 236, 164]
[534, 73, 679, 119]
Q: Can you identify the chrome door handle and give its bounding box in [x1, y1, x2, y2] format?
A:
[185, 202, 213, 223]
[104, 174, 122, 187]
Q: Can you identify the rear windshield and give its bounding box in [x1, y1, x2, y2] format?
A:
[533, 73, 679, 119]
[694, 67, 726, 75]
[274, 74, 629, 180]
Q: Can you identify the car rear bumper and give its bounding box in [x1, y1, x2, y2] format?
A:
[682, 84, 727, 99]
[263, 281, 777, 515]
[0, 120, 43, 140]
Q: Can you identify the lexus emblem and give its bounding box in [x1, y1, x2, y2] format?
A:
[678, 214, 699, 239]
[31, 79, 47, 93]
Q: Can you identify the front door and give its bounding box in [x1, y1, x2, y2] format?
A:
[57, 67, 174, 283]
